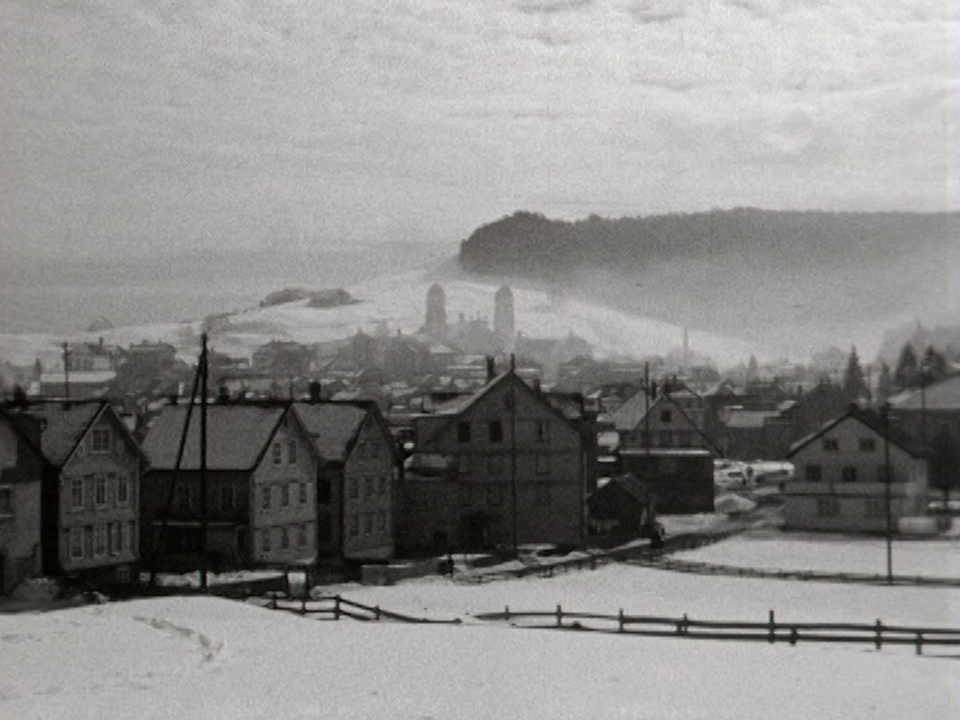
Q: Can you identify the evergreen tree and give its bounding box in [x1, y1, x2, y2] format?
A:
[842, 346, 868, 403]
[920, 345, 949, 384]
[876, 362, 893, 404]
[893, 343, 919, 389]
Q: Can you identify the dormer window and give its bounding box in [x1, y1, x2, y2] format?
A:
[822, 438, 839, 452]
[91, 428, 111, 454]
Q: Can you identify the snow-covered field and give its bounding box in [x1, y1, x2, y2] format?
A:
[672, 532, 960, 581]
[3, 568, 958, 720]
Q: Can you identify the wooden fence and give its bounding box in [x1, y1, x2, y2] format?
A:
[253, 591, 461, 625]
[473, 605, 960, 656]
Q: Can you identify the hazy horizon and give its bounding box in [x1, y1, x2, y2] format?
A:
[1, 0, 957, 263]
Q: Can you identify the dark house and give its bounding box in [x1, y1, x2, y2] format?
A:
[586, 473, 656, 547]
[618, 448, 714, 514]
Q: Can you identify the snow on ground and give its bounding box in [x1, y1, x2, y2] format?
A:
[2, 591, 956, 720]
[671, 532, 960, 581]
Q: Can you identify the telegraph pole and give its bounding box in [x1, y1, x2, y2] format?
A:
[509, 354, 518, 557]
[62, 342, 71, 400]
[199, 333, 210, 593]
[883, 402, 893, 584]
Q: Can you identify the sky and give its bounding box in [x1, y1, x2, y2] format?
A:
[1, 0, 958, 262]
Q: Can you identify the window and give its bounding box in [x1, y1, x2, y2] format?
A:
[841, 466, 858, 483]
[363, 513, 372, 537]
[378, 476, 386, 496]
[371, 442, 380, 460]
[805, 464, 823, 482]
[535, 453, 550, 475]
[536, 421, 550, 443]
[221, 485, 236, 512]
[365, 476, 374, 497]
[105, 472, 117, 506]
[93, 525, 107, 557]
[457, 422, 471, 443]
[865, 499, 885, 518]
[486, 486, 503, 506]
[95, 475, 107, 507]
[262, 529, 272, 552]
[535, 483, 552, 506]
[489, 421, 503, 443]
[70, 527, 83, 559]
[281, 483, 290, 507]
[816, 497, 840, 517]
[280, 527, 289, 550]
[459, 454, 472, 473]
[487, 455, 503, 476]
[90, 428, 111, 454]
[0, 487, 13, 516]
[349, 479, 359, 500]
[660, 409, 673, 423]
[859, 438, 877, 452]
[299, 482, 308, 505]
[288, 441, 297, 464]
[120, 522, 129, 552]
[71, 478, 84, 510]
[297, 524, 307, 549]
[109, 523, 121, 555]
[377, 511, 387, 533]
[317, 514, 332, 542]
[261, 485, 271, 510]
[272, 442, 283, 464]
[350, 515, 359, 537]
[317, 477, 331, 504]
[822, 438, 839, 452]
[128, 521, 137, 554]
[117, 476, 129, 505]
[83, 525, 93, 558]
[659, 431, 673, 448]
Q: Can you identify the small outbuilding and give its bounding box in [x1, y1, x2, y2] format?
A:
[587, 473, 656, 547]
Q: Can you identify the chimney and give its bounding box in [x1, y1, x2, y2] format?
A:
[308, 380, 322, 403]
[485, 356, 496, 383]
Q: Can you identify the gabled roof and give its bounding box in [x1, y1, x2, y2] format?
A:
[607, 472, 652, 503]
[891, 374, 960, 411]
[27, 401, 145, 467]
[724, 408, 781, 429]
[786, 405, 932, 459]
[292, 402, 367, 463]
[143, 404, 289, 471]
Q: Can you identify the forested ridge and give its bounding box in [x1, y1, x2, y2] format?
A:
[458, 209, 959, 278]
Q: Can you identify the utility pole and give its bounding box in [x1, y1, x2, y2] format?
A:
[62, 342, 71, 400]
[509, 354, 518, 558]
[883, 402, 893, 584]
[199, 333, 210, 593]
[644, 362, 651, 457]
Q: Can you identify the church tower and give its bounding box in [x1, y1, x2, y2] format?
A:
[425, 283, 447, 341]
[494, 284, 515, 349]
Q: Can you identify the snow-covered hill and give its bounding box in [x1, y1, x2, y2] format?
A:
[0, 271, 773, 372]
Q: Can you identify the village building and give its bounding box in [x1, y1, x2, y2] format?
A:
[402, 363, 594, 553]
[293, 400, 399, 564]
[27, 401, 146, 584]
[586, 473, 656, 548]
[0, 410, 46, 594]
[141, 403, 322, 571]
[783, 406, 931, 532]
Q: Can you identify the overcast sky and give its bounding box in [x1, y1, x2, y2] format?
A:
[1, 0, 957, 261]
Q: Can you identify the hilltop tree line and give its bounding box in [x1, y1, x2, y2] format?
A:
[458, 209, 959, 279]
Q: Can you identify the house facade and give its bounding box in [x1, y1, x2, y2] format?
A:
[142, 404, 322, 571]
[783, 407, 930, 532]
[31, 401, 145, 582]
[403, 370, 591, 552]
[0, 411, 45, 594]
[294, 401, 398, 563]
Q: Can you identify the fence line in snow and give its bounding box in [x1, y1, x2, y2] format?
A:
[253, 591, 461, 625]
[473, 605, 960, 655]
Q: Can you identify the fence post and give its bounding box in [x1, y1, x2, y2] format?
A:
[618, 608, 624, 633]
[375, 605, 381, 621]
[271, 592, 277, 610]
[504, 605, 510, 621]
[334, 595, 341, 621]
[915, 633, 923, 656]
[556, 604, 563, 628]
[768, 610, 776, 644]
[301, 593, 307, 615]
[789, 627, 798, 646]
[875, 620, 883, 650]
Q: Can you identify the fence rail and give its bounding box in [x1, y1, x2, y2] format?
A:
[474, 605, 960, 655]
[253, 591, 461, 625]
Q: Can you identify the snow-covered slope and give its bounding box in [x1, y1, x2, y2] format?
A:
[0, 271, 772, 372]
